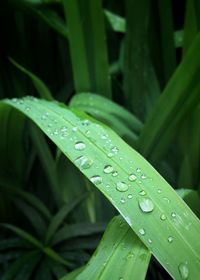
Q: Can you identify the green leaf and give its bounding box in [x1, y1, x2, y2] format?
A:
[62, 216, 150, 280]
[62, 0, 111, 97]
[69, 93, 143, 134]
[45, 193, 88, 244]
[60, 266, 85, 280]
[124, 0, 160, 119]
[9, 58, 53, 100]
[138, 33, 200, 162]
[104, 9, 126, 33]
[52, 222, 105, 245]
[2, 97, 200, 279]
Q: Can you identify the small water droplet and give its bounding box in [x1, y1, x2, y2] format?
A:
[148, 238, 152, 244]
[106, 185, 110, 188]
[107, 152, 113, 158]
[72, 127, 78, 132]
[163, 197, 170, 203]
[103, 165, 114, 174]
[12, 98, 18, 103]
[167, 236, 173, 243]
[53, 129, 59, 135]
[74, 141, 86, 151]
[41, 115, 47, 120]
[160, 214, 167, 221]
[157, 189, 162, 194]
[25, 106, 30, 111]
[126, 253, 134, 259]
[120, 198, 126, 204]
[75, 156, 93, 169]
[101, 134, 107, 140]
[138, 197, 154, 213]
[128, 174, 137, 181]
[116, 182, 129, 192]
[112, 171, 118, 177]
[171, 212, 176, 218]
[141, 174, 147, 179]
[60, 126, 67, 132]
[139, 228, 145, 235]
[139, 190, 146, 196]
[178, 262, 189, 279]
[111, 146, 119, 153]
[90, 175, 102, 185]
[127, 194, 133, 199]
[82, 120, 90, 126]
[136, 168, 141, 172]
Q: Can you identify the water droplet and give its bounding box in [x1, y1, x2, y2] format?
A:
[53, 129, 59, 135]
[126, 253, 134, 259]
[106, 185, 110, 188]
[41, 115, 47, 120]
[127, 194, 133, 199]
[60, 126, 67, 132]
[112, 171, 118, 177]
[139, 190, 146, 196]
[141, 174, 147, 179]
[138, 197, 154, 213]
[120, 198, 125, 204]
[167, 236, 173, 243]
[128, 174, 137, 181]
[136, 168, 141, 172]
[90, 175, 102, 185]
[103, 165, 114, 174]
[101, 134, 107, 140]
[116, 182, 129, 192]
[72, 127, 78, 132]
[178, 262, 189, 279]
[157, 189, 162, 194]
[107, 152, 113, 158]
[25, 106, 30, 111]
[139, 228, 145, 235]
[111, 146, 119, 153]
[12, 98, 18, 103]
[74, 141, 86, 151]
[163, 197, 170, 203]
[82, 120, 90, 126]
[119, 278, 124, 280]
[160, 214, 167, 221]
[171, 212, 176, 218]
[75, 156, 93, 169]
[148, 239, 152, 244]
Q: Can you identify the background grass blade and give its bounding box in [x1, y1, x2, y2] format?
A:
[45, 193, 88, 244]
[104, 9, 126, 33]
[62, 216, 150, 280]
[9, 58, 53, 100]
[138, 33, 200, 163]
[62, 0, 111, 97]
[2, 97, 200, 279]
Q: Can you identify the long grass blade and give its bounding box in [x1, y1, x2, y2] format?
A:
[62, 0, 111, 97]
[2, 97, 200, 279]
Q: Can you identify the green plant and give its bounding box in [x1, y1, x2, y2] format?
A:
[1, 0, 200, 279]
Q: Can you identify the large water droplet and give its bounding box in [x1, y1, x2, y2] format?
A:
[74, 141, 86, 151]
[116, 182, 129, 192]
[138, 197, 154, 213]
[103, 165, 114, 174]
[178, 263, 189, 279]
[128, 174, 137, 181]
[75, 156, 93, 169]
[139, 228, 145, 235]
[90, 175, 102, 185]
